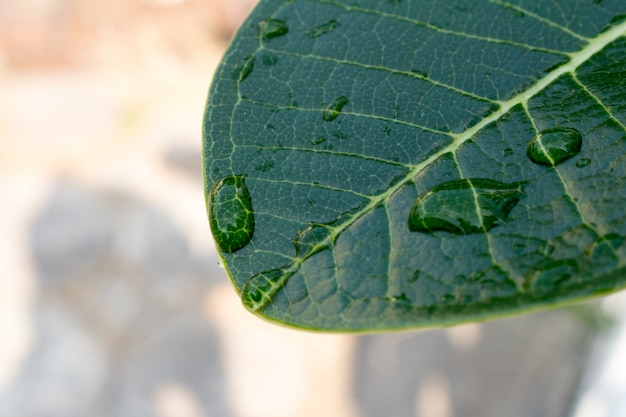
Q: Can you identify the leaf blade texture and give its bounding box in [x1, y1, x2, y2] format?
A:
[203, 0, 626, 331]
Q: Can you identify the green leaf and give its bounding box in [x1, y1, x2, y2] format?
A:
[202, 0, 626, 331]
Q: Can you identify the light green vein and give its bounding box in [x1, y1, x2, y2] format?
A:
[239, 97, 455, 136]
[572, 73, 626, 132]
[521, 102, 619, 261]
[488, 0, 590, 42]
[262, 47, 503, 104]
[241, 144, 411, 168]
[244, 18, 626, 302]
[317, 0, 575, 54]
[251, 176, 375, 199]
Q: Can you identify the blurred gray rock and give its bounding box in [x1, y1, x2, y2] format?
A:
[0, 180, 231, 417]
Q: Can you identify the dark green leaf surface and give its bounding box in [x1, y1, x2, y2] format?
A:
[203, 0, 626, 331]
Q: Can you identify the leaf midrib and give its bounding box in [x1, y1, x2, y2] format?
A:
[282, 20, 626, 271]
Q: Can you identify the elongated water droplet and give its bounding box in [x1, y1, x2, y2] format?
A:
[576, 158, 591, 168]
[306, 19, 340, 38]
[294, 224, 332, 257]
[258, 18, 289, 40]
[241, 266, 297, 311]
[209, 175, 255, 253]
[322, 96, 349, 121]
[527, 127, 582, 166]
[232, 55, 255, 82]
[410, 69, 427, 78]
[408, 178, 525, 235]
[311, 136, 326, 145]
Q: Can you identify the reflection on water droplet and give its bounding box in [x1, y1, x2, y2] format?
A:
[242, 266, 297, 311]
[306, 19, 340, 38]
[323, 96, 349, 121]
[258, 18, 289, 40]
[576, 158, 591, 168]
[527, 127, 582, 166]
[232, 55, 255, 82]
[408, 178, 525, 235]
[209, 175, 255, 253]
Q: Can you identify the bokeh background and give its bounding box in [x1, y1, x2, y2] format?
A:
[1, 1, 625, 416]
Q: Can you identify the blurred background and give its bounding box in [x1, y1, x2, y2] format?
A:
[0, 1, 625, 416]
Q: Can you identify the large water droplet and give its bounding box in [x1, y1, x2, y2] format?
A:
[408, 178, 526, 235]
[306, 19, 340, 38]
[241, 266, 297, 311]
[209, 175, 255, 253]
[322, 96, 349, 121]
[526, 127, 582, 166]
[258, 19, 289, 40]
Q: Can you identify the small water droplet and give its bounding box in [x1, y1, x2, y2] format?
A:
[527, 127, 583, 166]
[258, 18, 289, 40]
[306, 19, 340, 38]
[261, 53, 279, 66]
[408, 178, 526, 235]
[209, 175, 255, 253]
[254, 159, 275, 173]
[332, 129, 347, 139]
[311, 136, 326, 145]
[241, 266, 297, 311]
[323, 96, 349, 121]
[538, 242, 555, 256]
[576, 158, 591, 168]
[232, 55, 255, 82]
[410, 69, 427, 78]
[439, 294, 455, 303]
[454, 275, 467, 285]
[501, 148, 514, 157]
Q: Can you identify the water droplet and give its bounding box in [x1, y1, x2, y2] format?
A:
[408, 178, 526, 235]
[526, 127, 583, 166]
[439, 294, 455, 303]
[410, 69, 427, 78]
[576, 158, 591, 168]
[258, 19, 289, 40]
[294, 224, 333, 257]
[538, 242, 555, 256]
[241, 266, 297, 311]
[323, 96, 349, 121]
[232, 55, 255, 82]
[306, 19, 340, 38]
[254, 159, 275, 173]
[261, 53, 279, 66]
[501, 148, 514, 157]
[209, 175, 255, 253]
[332, 130, 347, 140]
[311, 136, 326, 145]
